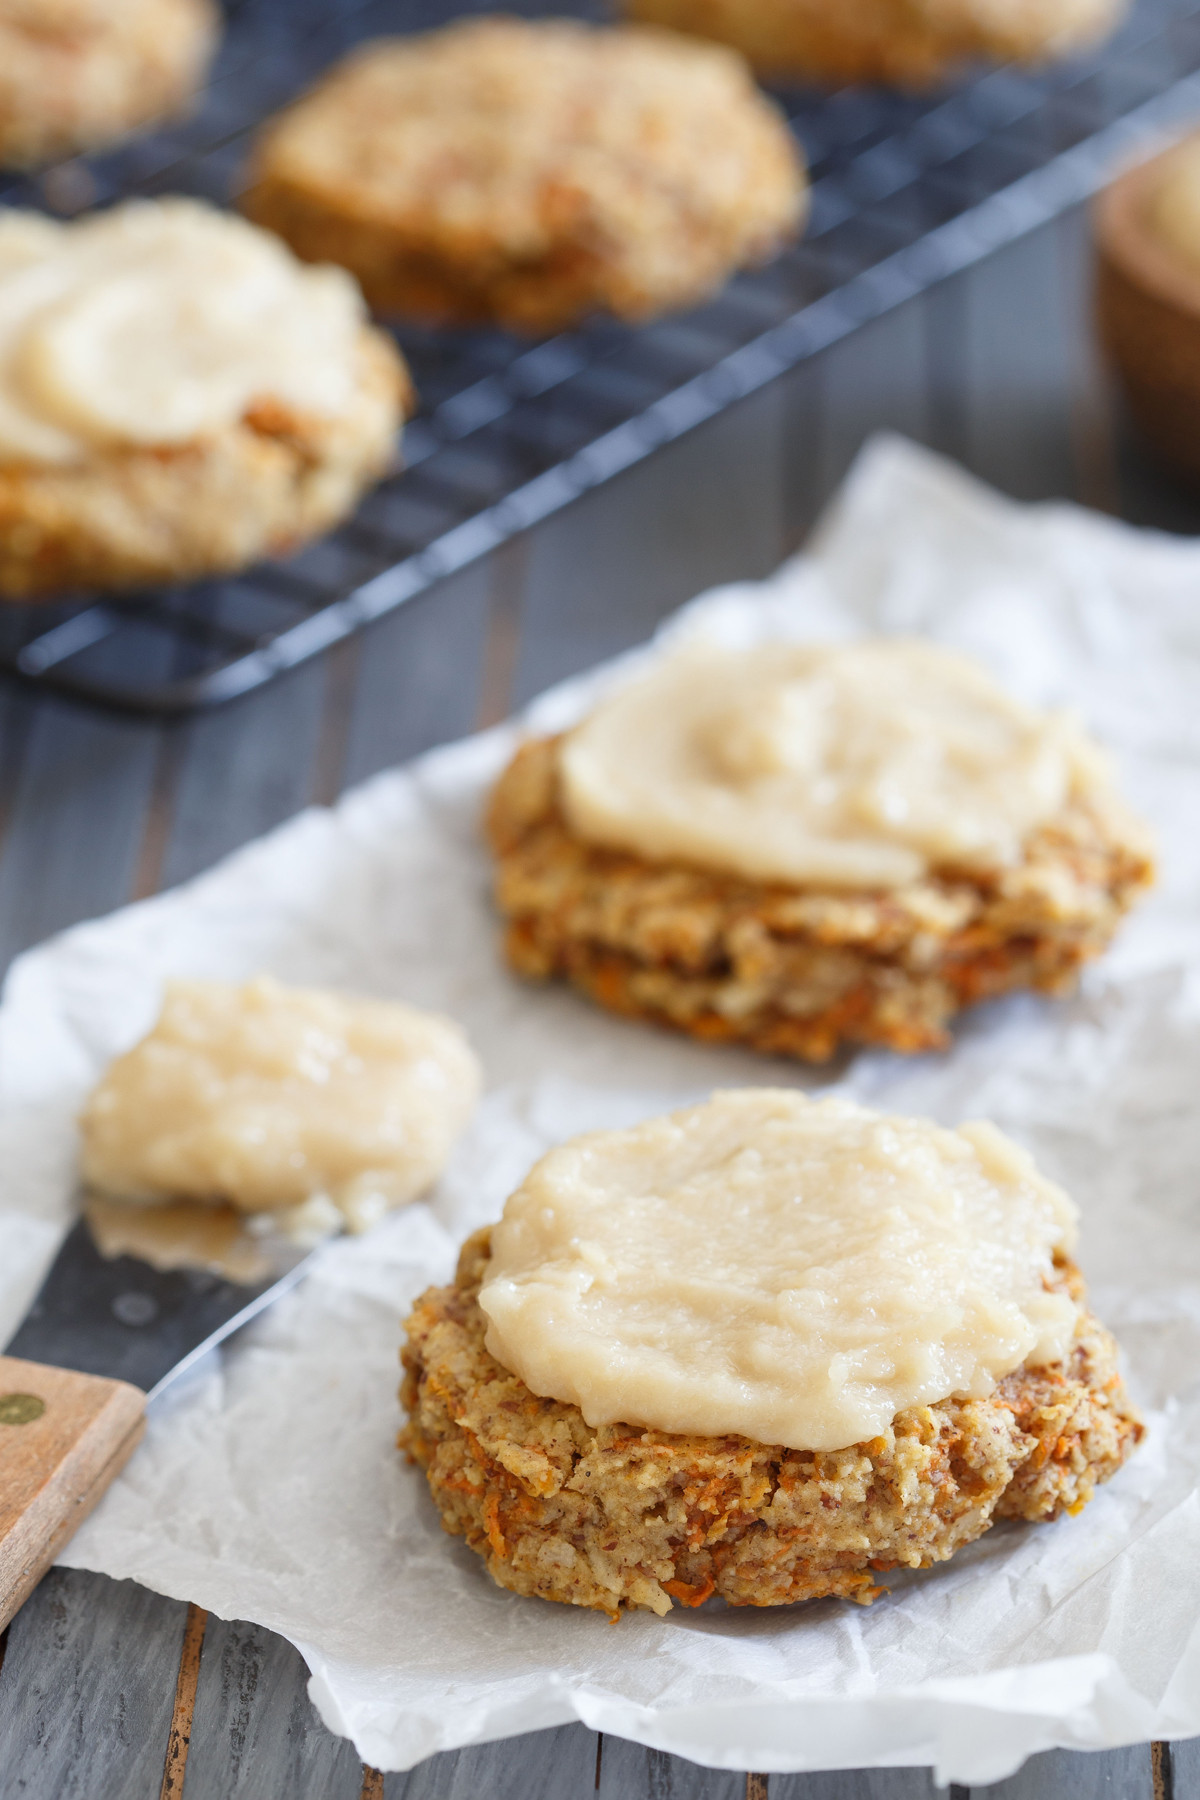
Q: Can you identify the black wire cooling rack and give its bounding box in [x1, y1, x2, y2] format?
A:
[3, 0, 1200, 712]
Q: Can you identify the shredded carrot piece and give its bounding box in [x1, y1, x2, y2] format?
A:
[663, 1575, 715, 1608]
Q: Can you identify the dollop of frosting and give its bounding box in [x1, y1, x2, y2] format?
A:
[79, 975, 481, 1230]
[0, 198, 365, 465]
[479, 1089, 1080, 1453]
[559, 639, 1107, 889]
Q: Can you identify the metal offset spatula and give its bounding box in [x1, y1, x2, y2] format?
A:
[0, 1212, 313, 1630]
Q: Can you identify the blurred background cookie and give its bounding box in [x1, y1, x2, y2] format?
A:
[242, 15, 806, 334]
[0, 198, 413, 601]
[620, 0, 1126, 85]
[0, 0, 219, 168]
[1096, 132, 1200, 492]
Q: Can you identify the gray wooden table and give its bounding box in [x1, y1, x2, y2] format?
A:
[0, 206, 1195, 1800]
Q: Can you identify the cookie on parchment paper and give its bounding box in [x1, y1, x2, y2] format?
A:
[485, 641, 1154, 1063]
[401, 1227, 1142, 1617]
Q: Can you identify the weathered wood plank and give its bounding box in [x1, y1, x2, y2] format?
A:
[1050, 206, 1122, 517]
[0, 1567, 185, 1800]
[339, 561, 493, 790]
[0, 685, 34, 868]
[953, 219, 1081, 506]
[783, 287, 934, 543]
[595, 1739, 744, 1798]
[1169, 1737, 1197, 1795]
[160, 1602, 208, 1800]
[511, 378, 787, 706]
[965, 1744, 1154, 1797]
[0, 699, 163, 980]
[183, 1614, 362, 1800]
[155, 659, 331, 892]
[386, 1721, 600, 1798]
[772, 1770, 940, 1798]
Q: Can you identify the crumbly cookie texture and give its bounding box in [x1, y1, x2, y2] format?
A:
[485, 734, 1154, 1062]
[400, 1229, 1143, 1616]
[622, 0, 1125, 84]
[243, 16, 806, 333]
[0, 0, 218, 167]
[0, 328, 410, 600]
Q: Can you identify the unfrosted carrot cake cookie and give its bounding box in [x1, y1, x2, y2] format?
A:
[401, 1090, 1142, 1615]
[621, 0, 1125, 85]
[0, 198, 413, 600]
[486, 638, 1154, 1062]
[0, 0, 218, 168]
[80, 975, 480, 1237]
[241, 16, 806, 334]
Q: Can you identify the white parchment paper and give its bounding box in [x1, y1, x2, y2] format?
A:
[3, 435, 1200, 1783]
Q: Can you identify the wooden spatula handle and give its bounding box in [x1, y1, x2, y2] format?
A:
[0, 1354, 145, 1631]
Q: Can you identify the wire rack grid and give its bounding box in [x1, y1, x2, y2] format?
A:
[2, 0, 1200, 713]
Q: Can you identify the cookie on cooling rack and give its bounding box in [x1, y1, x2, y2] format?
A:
[241, 15, 806, 334]
[620, 0, 1125, 84]
[0, 0, 219, 168]
[401, 1092, 1143, 1616]
[485, 637, 1153, 1062]
[0, 198, 414, 602]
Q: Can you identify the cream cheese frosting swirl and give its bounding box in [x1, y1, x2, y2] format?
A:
[0, 197, 365, 465]
[479, 1089, 1080, 1453]
[559, 638, 1110, 890]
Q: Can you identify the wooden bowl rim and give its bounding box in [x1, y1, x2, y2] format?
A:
[1095, 133, 1200, 321]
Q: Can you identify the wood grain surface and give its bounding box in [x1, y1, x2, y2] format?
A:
[0, 207, 1195, 1797]
[0, 1356, 144, 1632]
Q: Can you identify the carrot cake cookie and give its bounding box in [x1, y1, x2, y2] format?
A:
[486, 638, 1154, 1062]
[401, 1090, 1142, 1615]
[621, 0, 1125, 85]
[0, 0, 219, 168]
[242, 16, 805, 333]
[0, 198, 413, 599]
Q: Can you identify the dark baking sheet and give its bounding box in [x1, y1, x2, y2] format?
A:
[1, 0, 1199, 713]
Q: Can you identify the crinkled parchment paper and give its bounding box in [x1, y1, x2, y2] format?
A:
[3, 435, 1200, 1783]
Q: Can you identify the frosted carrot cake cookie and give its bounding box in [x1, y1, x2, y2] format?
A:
[621, 0, 1124, 86]
[80, 975, 481, 1242]
[242, 16, 806, 334]
[400, 1090, 1142, 1615]
[486, 638, 1154, 1061]
[0, 198, 413, 600]
[0, 0, 218, 168]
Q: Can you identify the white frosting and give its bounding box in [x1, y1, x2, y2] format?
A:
[559, 639, 1106, 889]
[479, 1090, 1079, 1453]
[79, 975, 481, 1228]
[0, 199, 365, 465]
